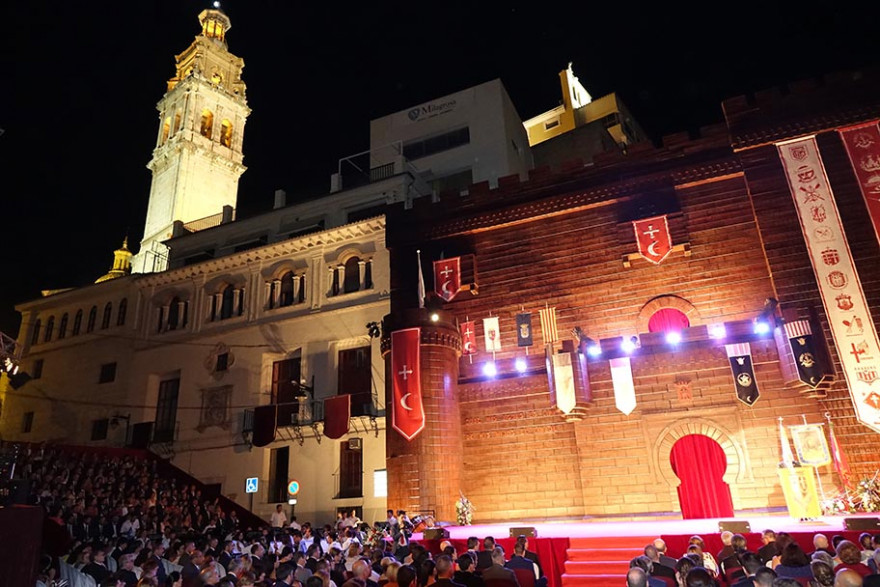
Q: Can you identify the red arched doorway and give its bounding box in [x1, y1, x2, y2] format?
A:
[670, 434, 735, 519]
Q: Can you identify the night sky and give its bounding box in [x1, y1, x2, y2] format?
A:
[1, 1, 876, 335]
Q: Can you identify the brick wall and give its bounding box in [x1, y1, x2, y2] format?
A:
[384, 75, 880, 521]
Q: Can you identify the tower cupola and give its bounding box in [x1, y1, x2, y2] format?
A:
[199, 4, 232, 47]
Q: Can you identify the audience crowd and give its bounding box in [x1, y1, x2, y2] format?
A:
[628, 529, 880, 587]
[17, 446, 549, 587]
[13, 445, 880, 587]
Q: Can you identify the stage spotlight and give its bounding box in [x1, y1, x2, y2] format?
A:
[708, 323, 727, 339]
[753, 319, 771, 335]
[621, 336, 639, 354]
[587, 343, 602, 357]
[515, 358, 527, 373]
[665, 331, 682, 345]
[482, 361, 497, 378]
[430, 312, 440, 322]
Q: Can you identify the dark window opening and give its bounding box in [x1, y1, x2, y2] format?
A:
[343, 257, 361, 294]
[30, 320, 41, 345]
[58, 314, 69, 339]
[154, 378, 180, 443]
[216, 352, 229, 372]
[220, 286, 235, 320]
[44, 316, 55, 343]
[402, 126, 470, 160]
[338, 346, 372, 416]
[338, 442, 363, 498]
[99, 362, 117, 384]
[22, 411, 34, 434]
[73, 311, 82, 336]
[91, 418, 109, 441]
[279, 272, 295, 307]
[117, 298, 128, 326]
[268, 446, 289, 504]
[101, 303, 112, 329]
[32, 359, 44, 380]
[272, 357, 302, 427]
[87, 307, 97, 333]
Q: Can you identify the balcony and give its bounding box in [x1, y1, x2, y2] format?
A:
[242, 395, 383, 447]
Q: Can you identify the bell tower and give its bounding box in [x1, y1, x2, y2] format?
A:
[132, 5, 250, 273]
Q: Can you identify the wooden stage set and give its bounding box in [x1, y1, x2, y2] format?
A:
[411, 513, 880, 587]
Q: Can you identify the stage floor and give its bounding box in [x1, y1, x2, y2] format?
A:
[413, 511, 880, 540]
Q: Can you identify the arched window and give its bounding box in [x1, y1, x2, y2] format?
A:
[117, 298, 127, 326]
[87, 306, 97, 333]
[220, 119, 233, 148]
[172, 112, 181, 135]
[44, 316, 55, 343]
[648, 308, 690, 333]
[343, 257, 361, 293]
[101, 303, 112, 329]
[220, 285, 235, 319]
[168, 296, 181, 330]
[161, 117, 171, 144]
[31, 319, 41, 345]
[72, 310, 83, 336]
[200, 109, 214, 139]
[299, 273, 306, 303]
[58, 313, 69, 339]
[279, 272, 295, 307]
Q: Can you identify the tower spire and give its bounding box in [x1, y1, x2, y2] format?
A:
[131, 4, 249, 274]
[96, 238, 133, 283]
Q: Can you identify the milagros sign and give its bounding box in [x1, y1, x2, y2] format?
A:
[407, 99, 457, 122]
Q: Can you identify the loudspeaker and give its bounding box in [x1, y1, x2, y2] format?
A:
[509, 526, 538, 538]
[424, 528, 449, 540]
[844, 517, 880, 530]
[718, 520, 751, 533]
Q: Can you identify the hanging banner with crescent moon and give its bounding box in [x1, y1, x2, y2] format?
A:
[391, 328, 425, 441]
[460, 321, 477, 356]
[633, 215, 673, 264]
[783, 319, 828, 389]
[838, 121, 880, 247]
[725, 342, 760, 406]
[778, 136, 880, 434]
[433, 257, 462, 302]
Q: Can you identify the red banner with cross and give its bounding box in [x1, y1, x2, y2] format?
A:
[433, 257, 462, 302]
[391, 328, 425, 441]
[633, 215, 673, 264]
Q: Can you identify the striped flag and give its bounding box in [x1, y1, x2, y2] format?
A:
[539, 307, 558, 344]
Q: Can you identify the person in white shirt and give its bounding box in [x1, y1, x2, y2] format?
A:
[271, 504, 289, 529]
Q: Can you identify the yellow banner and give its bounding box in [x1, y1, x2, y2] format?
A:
[778, 467, 821, 519]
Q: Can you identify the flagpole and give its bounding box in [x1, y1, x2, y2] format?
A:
[802, 415, 827, 506]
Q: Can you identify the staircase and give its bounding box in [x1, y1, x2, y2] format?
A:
[561, 535, 655, 587]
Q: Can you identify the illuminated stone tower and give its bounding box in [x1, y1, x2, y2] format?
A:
[132, 6, 249, 273]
